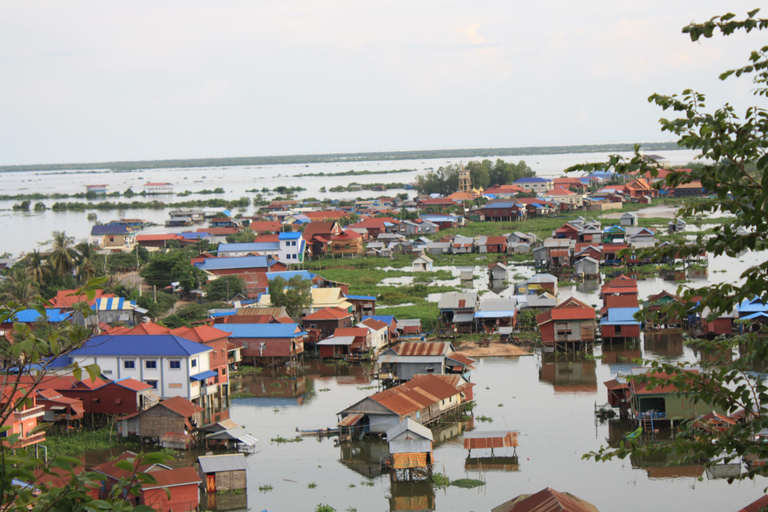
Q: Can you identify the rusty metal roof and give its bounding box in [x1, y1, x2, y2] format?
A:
[370, 374, 466, 416]
[464, 431, 519, 449]
[394, 342, 450, 357]
[491, 487, 599, 512]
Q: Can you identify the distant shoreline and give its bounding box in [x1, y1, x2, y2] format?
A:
[0, 142, 679, 173]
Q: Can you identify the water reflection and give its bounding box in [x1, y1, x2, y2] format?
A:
[389, 481, 435, 512]
[538, 353, 597, 393]
[644, 331, 685, 360]
[600, 342, 641, 366]
[339, 439, 389, 478]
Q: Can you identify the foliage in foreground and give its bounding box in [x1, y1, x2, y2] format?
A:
[571, 8, 768, 482]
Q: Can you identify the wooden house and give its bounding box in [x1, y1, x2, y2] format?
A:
[517, 274, 558, 296]
[600, 306, 641, 342]
[475, 298, 517, 330]
[437, 292, 479, 326]
[628, 368, 719, 425]
[337, 374, 473, 435]
[198, 454, 248, 493]
[33, 389, 85, 423]
[225, 323, 306, 360]
[600, 275, 637, 298]
[346, 295, 377, 318]
[330, 230, 364, 257]
[488, 262, 508, 283]
[376, 342, 474, 383]
[482, 236, 508, 253]
[363, 315, 398, 341]
[553, 223, 580, 241]
[412, 254, 434, 272]
[643, 291, 684, 329]
[574, 257, 599, 278]
[119, 396, 204, 447]
[397, 319, 422, 335]
[602, 225, 626, 243]
[317, 327, 370, 358]
[626, 227, 656, 248]
[358, 317, 390, 352]
[386, 418, 434, 481]
[302, 307, 355, 339]
[536, 297, 596, 351]
[620, 212, 638, 227]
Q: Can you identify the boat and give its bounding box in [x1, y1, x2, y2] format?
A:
[296, 427, 340, 436]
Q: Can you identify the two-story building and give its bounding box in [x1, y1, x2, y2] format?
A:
[67, 335, 213, 406]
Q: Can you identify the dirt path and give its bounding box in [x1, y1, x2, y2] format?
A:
[455, 342, 533, 357]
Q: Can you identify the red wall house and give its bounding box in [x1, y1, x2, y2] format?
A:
[57, 379, 153, 415]
[92, 452, 201, 512]
[226, 323, 307, 360]
[0, 389, 45, 448]
[600, 323, 642, 340]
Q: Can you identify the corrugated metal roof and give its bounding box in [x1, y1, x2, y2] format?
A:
[367, 374, 468, 416]
[386, 417, 433, 443]
[491, 487, 599, 512]
[377, 355, 445, 364]
[195, 255, 271, 270]
[394, 342, 449, 357]
[317, 336, 356, 346]
[198, 454, 249, 474]
[70, 335, 211, 357]
[225, 323, 305, 338]
[474, 311, 515, 319]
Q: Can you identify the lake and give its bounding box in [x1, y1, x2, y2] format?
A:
[0, 149, 699, 257]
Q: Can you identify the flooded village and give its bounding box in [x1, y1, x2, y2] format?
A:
[2, 156, 768, 512]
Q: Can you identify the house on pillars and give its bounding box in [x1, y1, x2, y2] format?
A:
[337, 374, 474, 437]
[386, 418, 434, 482]
[536, 297, 597, 352]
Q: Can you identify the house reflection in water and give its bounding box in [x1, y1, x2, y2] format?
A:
[389, 481, 435, 512]
[232, 371, 311, 406]
[600, 342, 641, 366]
[431, 420, 468, 447]
[339, 439, 389, 478]
[644, 331, 684, 359]
[538, 353, 597, 393]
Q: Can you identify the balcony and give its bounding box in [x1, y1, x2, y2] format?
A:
[13, 405, 45, 421]
[12, 431, 46, 448]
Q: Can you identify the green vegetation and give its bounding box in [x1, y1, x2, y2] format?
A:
[450, 478, 486, 489]
[271, 435, 304, 444]
[259, 485, 274, 493]
[475, 415, 493, 423]
[268, 275, 314, 318]
[45, 426, 138, 457]
[575, 8, 768, 483]
[429, 472, 451, 489]
[307, 482, 317, 489]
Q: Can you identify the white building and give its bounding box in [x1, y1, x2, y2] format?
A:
[67, 334, 213, 404]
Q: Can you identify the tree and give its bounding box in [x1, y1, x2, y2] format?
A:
[0, 279, 161, 511]
[0, 267, 39, 305]
[414, 164, 460, 195]
[571, 8, 768, 480]
[75, 242, 101, 283]
[139, 249, 206, 290]
[466, 159, 492, 190]
[21, 250, 48, 286]
[225, 227, 255, 244]
[205, 275, 245, 302]
[268, 276, 313, 318]
[47, 231, 77, 278]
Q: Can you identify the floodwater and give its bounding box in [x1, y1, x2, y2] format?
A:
[0, 149, 699, 256]
[218, 351, 767, 512]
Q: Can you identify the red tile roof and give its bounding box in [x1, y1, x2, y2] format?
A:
[537, 297, 595, 325]
[334, 327, 369, 338]
[247, 221, 282, 234]
[492, 487, 599, 512]
[159, 396, 204, 418]
[369, 374, 468, 416]
[304, 307, 353, 321]
[142, 467, 202, 489]
[112, 378, 153, 392]
[170, 325, 230, 343]
[360, 318, 388, 331]
[49, 289, 115, 308]
[629, 370, 699, 395]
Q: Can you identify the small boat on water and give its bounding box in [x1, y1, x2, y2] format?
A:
[296, 427, 340, 436]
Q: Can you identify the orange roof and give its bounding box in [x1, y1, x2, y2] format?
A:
[546, 187, 577, 196]
[537, 297, 595, 325]
[393, 342, 450, 357]
[369, 374, 467, 416]
[629, 370, 699, 395]
[93, 451, 153, 481]
[112, 378, 152, 392]
[142, 467, 201, 489]
[334, 327, 369, 338]
[159, 396, 204, 418]
[48, 289, 114, 308]
[136, 234, 184, 242]
[603, 295, 639, 310]
[483, 184, 525, 195]
[273, 317, 296, 324]
[303, 210, 348, 221]
[360, 318, 388, 331]
[253, 234, 280, 243]
[113, 322, 170, 336]
[447, 352, 475, 368]
[303, 307, 353, 321]
[247, 221, 282, 233]
[447, 192, 475, 201]
[493, 487, 599, 512]
[170, 324, 230, 343]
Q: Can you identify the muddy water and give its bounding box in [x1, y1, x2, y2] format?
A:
[223, 352, 766, 512]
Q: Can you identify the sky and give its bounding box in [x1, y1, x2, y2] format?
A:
[0, 1, 763, 166]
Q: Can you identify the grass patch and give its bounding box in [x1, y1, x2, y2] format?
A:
[451, 478, 486, 489]
[259, 485, 273, 493]
[230, 392, 256, 399]
[235, 365, 263, 375]
[45, 426, 138, 458]
[476, 415, 493, 423]
[271, 435, 304, 444]
[308, 482, 317, 489]
[429, 473, 451, 489]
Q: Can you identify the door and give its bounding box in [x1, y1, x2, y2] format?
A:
[207, 474, 216, 493]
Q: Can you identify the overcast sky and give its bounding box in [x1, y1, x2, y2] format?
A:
[0, 1, 762, 165]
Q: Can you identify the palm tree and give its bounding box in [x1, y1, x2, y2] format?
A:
[48, 231, 76, 278]
[1, 267, 39, 304]
[22, 249, 48, 286]
[75, 242, 100, 283]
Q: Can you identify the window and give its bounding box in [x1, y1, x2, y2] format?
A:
[222, 368, 227, 375]
[103, 370, 112, 375]
[169, 360, 181, 370]
[146, 380, 158, 389]
[124, 360, 135, 369]
[191, 359, 197, 368]
[145, 360, 157, 370]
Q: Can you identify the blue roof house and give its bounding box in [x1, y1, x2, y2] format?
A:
[68, 334, 213, 403]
